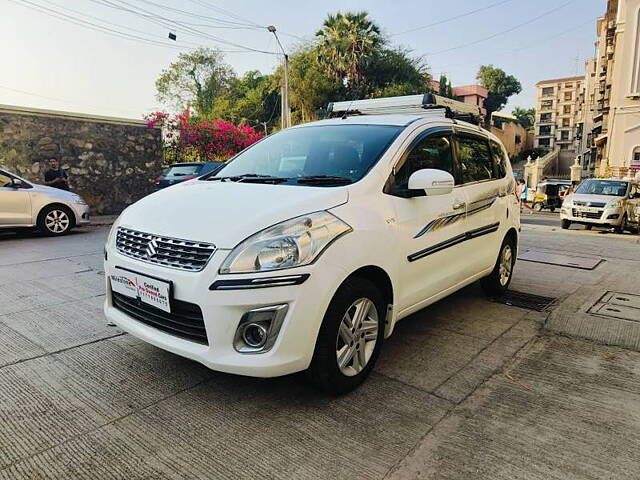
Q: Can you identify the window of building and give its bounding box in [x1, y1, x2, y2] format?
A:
[538, 138, 550, 147]
[541, 86, 554, 96]
[540, 113, 552, 122]
[539, 126, 552, 135]
[562, 118, 570, 127]
[564, 92, 572, 101]
[560, 144, 569, 150]
[632, 146, 640, 166]
[541, 100, 553, 109]
[515, 135, 522, 145]
[630, 8, 640, 95]
[565, 82, 573, 88]
[560, 131, 569, 141]
[392, 134, 455, 189]
[456, 136, 494, 183]
[563, 105, 571, 114]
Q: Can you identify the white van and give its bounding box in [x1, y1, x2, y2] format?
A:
[103, 95, 520, 394]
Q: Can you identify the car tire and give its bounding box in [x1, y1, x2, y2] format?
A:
[37, 205, 74, 236]
[585, 224, 593, 230]
[533, 202, 543, 212]
[550, 207, 556, 213]
[307, 277, 385, 395]
[480, 235, 516, 297]
[614, 216, 626, 234]
[561, 219, 571, 229]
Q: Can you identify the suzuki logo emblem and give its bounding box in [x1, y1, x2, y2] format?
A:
[145, 238, 159, 258]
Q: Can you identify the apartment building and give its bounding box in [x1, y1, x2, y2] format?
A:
[533, 75, 584, 153]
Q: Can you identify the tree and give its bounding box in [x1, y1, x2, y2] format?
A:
[512, 107, 536, 129]
[365, 48, 430, 98]
[155, 48, 234, 116]
[315, 11, 384, 89]
[437, 74, 454, 99]
[476, 65, 522, 126]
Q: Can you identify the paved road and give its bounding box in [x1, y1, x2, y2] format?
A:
[1, 223, 639, 479]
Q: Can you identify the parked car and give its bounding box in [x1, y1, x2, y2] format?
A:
[103, 94, 520, 394]
[154, 162, 224, 189]
[560, 178, 640, 233]
[0, 168, 90, 235]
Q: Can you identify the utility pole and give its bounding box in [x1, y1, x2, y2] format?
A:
[267, 25, 291, 129]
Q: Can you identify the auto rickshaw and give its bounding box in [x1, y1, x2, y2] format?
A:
[531, 179, 572, 212]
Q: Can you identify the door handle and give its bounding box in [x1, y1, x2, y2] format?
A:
[453, 200, 466, 210]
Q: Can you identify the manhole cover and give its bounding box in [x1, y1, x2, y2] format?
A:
[589, 291, 640, 322]
[491, 290, 556, 311]
[518, 250, 603, 270]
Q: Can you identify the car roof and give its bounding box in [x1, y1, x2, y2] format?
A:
[295, 114, 442, 127]
[168, 162, 211, 167]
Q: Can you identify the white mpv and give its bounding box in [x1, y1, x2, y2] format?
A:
[104, 95, 520, 394]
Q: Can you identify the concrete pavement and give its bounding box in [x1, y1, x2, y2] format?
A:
[0, 220, 639, 478]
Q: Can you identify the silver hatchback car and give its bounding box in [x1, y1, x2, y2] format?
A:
[0, 168, 90, 235]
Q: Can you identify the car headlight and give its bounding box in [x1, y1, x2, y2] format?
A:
[220, 211, 352, 274]
[562, 199, 572, 207]
[607, 200, 623, 208]
[73, 197, 87, 205]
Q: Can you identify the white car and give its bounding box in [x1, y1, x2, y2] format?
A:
[103, 95, 520, 394]
[560, 178, 640, 233]
[0, 168, 90, 235]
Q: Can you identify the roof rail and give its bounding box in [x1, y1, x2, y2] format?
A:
[327, 93, 481, 125]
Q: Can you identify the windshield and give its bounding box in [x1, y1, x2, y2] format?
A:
[574, 179, 629, 197]
[213, 124, 402, 184]
[164, 165, 202, 177]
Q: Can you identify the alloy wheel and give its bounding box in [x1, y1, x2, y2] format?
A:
[45, 209, 70, 234]
[335, 297, 379, 377]
[499, 244, 513, 286]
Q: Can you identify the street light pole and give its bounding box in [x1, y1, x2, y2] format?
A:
[267, 25, 291, 129]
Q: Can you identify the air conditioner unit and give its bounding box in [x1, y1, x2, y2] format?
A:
[327, 93, 481, 125]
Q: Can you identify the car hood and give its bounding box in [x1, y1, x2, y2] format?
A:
[567, 193, 622, 205]
[29, 183, 83, 202]
[117, 180, 350, 248]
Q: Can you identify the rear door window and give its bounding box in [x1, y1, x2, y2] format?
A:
[165, 165, 202, 177]
[456, 135, 494, 184]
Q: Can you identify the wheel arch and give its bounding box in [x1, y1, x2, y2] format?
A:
[36, 202, 76, 229]
[504, 226, 518, 253]
[343, 265, 394, 337]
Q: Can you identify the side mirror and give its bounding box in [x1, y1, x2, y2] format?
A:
[408, 169, 455, 196]
[11, 178, 23, 188]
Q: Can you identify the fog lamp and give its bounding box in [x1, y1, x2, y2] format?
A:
[234, 304, 288, 353]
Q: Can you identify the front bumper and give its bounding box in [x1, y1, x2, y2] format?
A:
[560, 205, 623, 226]
[103, 246, 346, 378]
[71, 203, 91, 226]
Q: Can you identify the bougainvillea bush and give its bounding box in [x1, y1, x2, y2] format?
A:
[145, 110, 263, 162]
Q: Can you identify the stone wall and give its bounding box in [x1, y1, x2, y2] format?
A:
[0, 105, 162, 214]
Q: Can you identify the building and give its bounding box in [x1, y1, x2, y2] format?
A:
[490, 112, 532, 159]
[452, 85, 488, 118]
[533, 75, 585, 153]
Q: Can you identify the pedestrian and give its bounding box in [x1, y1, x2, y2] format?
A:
[516, 179, 533, 214]
[44, 159, 69, 191]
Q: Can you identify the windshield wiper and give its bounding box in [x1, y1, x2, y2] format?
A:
[208, 174, 290, 184]
[296, 175, 353, 185]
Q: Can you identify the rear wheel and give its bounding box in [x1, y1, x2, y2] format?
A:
[480, 236, 516, 297]
[550, 207, 556, 213]
[561, 219, 571, 229]
[533, 203, 543, 212]
[37, 205, 74, 236]
[584, 224, 593, 231]
[307, 277, 385, 395]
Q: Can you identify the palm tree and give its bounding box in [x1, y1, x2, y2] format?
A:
[315, 12, 383, 88]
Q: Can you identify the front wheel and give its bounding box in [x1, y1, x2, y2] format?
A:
[585, 224, 593, 231]
[307, 277, 385, 395]
[561, 219, 571, 229]
[480, 236, 516, 297]
[533, 202, 543, 212]
[37, 205, 74, 236]
[614, 216, 626, 234]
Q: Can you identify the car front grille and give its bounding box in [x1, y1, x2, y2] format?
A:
[572, 208, 603, 219]
[573, 201, 606, 208]
[116, 227, 216, 272]
[111, 291, 208, 344]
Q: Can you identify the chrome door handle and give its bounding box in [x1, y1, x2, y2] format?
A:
[453, 201, 466, 210]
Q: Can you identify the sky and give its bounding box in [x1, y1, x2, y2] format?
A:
[1, 0, 605, 120]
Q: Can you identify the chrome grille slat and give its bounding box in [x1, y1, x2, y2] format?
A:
[115, 227, 216, 272]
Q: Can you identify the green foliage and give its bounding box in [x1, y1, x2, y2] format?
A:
[437, 74, 454, 99]
[476, 65, 522, 125]
[512, 107, 536, 129]
[155, 48, 234, 116]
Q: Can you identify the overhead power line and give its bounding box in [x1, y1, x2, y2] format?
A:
[129, 0, 263, 28]
[391, 0, 514, 37]
[426, 0, 576, 56]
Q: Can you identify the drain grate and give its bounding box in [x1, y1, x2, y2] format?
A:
[491, 290, 556, 311]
